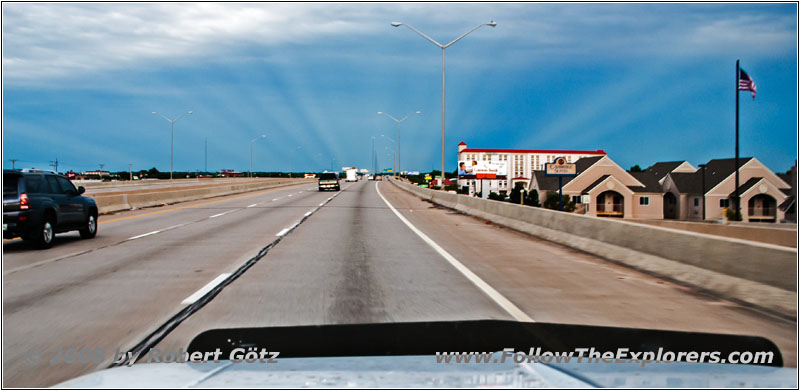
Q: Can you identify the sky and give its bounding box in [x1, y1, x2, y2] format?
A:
[2, 2, 797, 174]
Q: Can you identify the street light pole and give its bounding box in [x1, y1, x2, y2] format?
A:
[392, 21, 496, 186]
[380, 134, 397, 176]
[152, 110, 193, 180]
[378, 111, 420, 176]
[250, 134, 267, 178]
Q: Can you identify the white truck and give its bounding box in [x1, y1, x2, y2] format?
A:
[345, 168, 358, 182]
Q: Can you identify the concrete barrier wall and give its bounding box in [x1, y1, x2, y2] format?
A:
[92, 179, 313, 214]
[632, 219, 797, 248]
[391, 179, 797, 315]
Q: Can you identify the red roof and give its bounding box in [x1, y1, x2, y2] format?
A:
[458, 141, 467, 146]
[461, 148, 606, 155]
[511, 177, 529, 180]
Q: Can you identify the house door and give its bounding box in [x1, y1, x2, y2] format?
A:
[597, 191, 624, 218]
[748, 194, 776, 222]
[664, 192, 678, 219]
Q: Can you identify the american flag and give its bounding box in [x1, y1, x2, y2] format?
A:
[739, 68, 757, 99]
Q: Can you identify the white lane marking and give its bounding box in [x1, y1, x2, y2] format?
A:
[181, 273, 231, 305]
[209, 211, 232, 218]
[375, 182, 535, 323]
[276, 228, 290, 237]
[304, 211, 313, 217]
[319, 202, 325, 206]
[128, 230, 160, 240]
[288, 194, 293, 197]
[272, 198, 279, 201]
[247, 203, 258, 208]
[164, 223, 185, 230]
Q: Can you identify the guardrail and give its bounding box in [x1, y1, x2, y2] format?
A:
[391, 179, 797, 317]
[92, 179, 314, 214]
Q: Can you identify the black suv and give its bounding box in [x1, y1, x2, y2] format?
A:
[3, 170, 98, 248]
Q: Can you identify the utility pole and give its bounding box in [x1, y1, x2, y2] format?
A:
[204, 137, 208, 173]
[99, 164, 104, 171]
[129, 163, 133, 181]
[735, 59, 740, 219]
[50, 158, 59, 173]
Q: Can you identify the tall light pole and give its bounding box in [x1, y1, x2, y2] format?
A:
[392, 21, 496, 185]
[250, 134, 267, 177]
[380, 134, 397, 177]
[152, 110, 193, 180]
[371, 136, 376, 175]
[378, 111, 420, 176]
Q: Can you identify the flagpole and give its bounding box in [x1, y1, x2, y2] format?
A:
[735, 59, 740, 220]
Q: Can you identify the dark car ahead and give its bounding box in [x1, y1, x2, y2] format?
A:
[3, 169, 98, 248]
[318, 172, 340, 191]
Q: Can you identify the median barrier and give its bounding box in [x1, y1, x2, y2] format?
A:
[391, 179, 797, 317]
[93, 179, 312, 214]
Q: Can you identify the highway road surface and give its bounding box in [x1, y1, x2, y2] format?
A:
[3, 179, 796, 387]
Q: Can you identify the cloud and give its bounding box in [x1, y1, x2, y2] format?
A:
[1, 3, 375, 82]
[2, 3, 795, 85]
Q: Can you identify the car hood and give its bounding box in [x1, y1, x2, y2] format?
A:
[55, 320, 795, 388]
[56, 356, 797, 388]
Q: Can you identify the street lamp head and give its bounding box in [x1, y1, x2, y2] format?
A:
[260, 134, 267, 138]
[187, 111, 193, 115]
[151, 112, 157, 115]
[415, 111, 421, 114]
[377, 112, 383, 115]
[488, 21, 497, 27]
[391, 22, 402, 27]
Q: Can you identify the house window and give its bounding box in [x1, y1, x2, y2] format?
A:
[639, 196, 650, 205]
[720, 199, 730, 208]
[694, 198, 700, 206]
[572, 195, 582, 204]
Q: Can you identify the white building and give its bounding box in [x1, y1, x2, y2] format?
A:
[457, 141, 606, 194]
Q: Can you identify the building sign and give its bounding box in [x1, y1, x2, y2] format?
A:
[545, 157, 577, 176]
[457, 160, 508, 179]
[582, 195, 591, 204]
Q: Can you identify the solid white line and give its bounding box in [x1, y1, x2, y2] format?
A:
[247, 203, 258, 208]
[305, 211, 313, 217]
[163, 223, 185, 231]
[319, 202, 325, 206]
[276, 228, 290, 237]
[374, 182, 535, 323]
[181, 273, 231, 305]
[209, 211, 231, 218]
[287, 194, 293, 197]
[127, 230, 160, 240]
[272, 198, 279, 201]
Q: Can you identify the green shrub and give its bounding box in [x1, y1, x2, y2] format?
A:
[724, 207, 742, 221]
[543, 192, 575, 212]
[510, 183, 527, 204]
[525, 189, 541, 207]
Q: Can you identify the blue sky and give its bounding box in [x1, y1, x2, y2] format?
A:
[2, 3, 797, 174]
